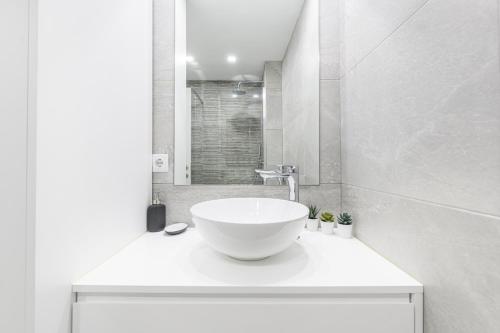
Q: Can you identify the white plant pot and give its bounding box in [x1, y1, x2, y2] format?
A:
[306, 218, 319, 231]
[336, 224, 353, 238]
[320, 221, 335, 234]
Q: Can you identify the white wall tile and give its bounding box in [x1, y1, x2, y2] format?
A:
[342, 0, 500, 332]
[154, 0, 175, 81]
[342, 0, 500, 215]
[319, 0, 341, 79]
[320, 80, 341, 184]
[343, 185, 500, 333]
[264, 129, 283, 168]
[283, 0, 320, 185]
[155, 184, 341, 224]
[264, 61, 283, 89]
[264, 89, 283, 130]
[344, 0, 428, 72]
[153, 80, 175, 114]
[153, 0, 175, 184]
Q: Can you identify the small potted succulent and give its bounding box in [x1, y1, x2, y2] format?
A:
[320, 211, 335, 234]
[306, 204, 320, 231]
[336, 212, 353, 238]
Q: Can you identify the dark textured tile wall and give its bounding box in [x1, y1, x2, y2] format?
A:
[189, 81, 264, 184]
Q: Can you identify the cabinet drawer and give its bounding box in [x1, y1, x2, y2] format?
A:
[73, 301, 414, 333]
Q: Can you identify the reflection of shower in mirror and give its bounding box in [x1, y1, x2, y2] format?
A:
[175, 0, 319, 185]
[232, 81, 264, 97]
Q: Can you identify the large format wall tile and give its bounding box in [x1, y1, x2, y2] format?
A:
[342, 1, 500, 331]
[342, 0, 500, 215]
[343, 185, 500, 333]
[343, 0, 428, 72]
[153, 0, 175, 82]
[154, 184, 341, 224]
[153, 110, 173, 184]
[263, 61, 283, 90]
[264, 88, 283, 130]
[318, 0, 342, 183]
[320, 80, 341, 184]
[263, 62, 284, 170]
[319, 0, 341, 79]
[153, 0, 175, 184]
[264, 129, 283, 168]
[283, 0, 320, 185]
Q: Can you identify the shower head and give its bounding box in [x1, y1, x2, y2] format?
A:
[232, 81, 264, 97]
[232, 82, 247, 96]
[232, 88, 246, 96]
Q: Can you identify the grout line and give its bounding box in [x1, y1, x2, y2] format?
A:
[339, 0, 345, 211]
[339, 87, 343, 212]
[344, 0, 432, 76]
[153, 183, 343, 187]
[342, 183, 500, 220]
[498, 0, 500, 70]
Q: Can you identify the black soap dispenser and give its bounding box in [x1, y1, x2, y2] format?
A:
[147, 193, 166, 232]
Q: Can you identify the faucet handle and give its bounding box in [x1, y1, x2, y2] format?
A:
[277, 164, 297, 174]
[255, 169, 278, 175]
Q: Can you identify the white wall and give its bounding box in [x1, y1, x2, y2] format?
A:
[282, 0, 320, 185]
[341, 0, 500, 331]
[0, 1, 31, 332]
[35, 0, 152, 332]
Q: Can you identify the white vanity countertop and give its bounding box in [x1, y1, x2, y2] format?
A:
[73, 229, 422, 294]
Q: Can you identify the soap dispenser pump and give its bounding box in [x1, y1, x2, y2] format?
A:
[147, 193, 166, 232]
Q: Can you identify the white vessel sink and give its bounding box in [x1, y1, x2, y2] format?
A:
[191, 198, 308, 260]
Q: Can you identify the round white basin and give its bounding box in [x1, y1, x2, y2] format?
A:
[191, 198, 308, 260]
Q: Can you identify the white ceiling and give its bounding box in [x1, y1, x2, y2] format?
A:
[187, 0, 304, 81]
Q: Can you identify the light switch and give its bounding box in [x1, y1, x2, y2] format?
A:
[152, 154, 169, 173]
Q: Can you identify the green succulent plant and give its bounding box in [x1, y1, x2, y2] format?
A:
[337, 212, 352, 225]
[308, 204, 320, 219]
[320, 211, 334, 223]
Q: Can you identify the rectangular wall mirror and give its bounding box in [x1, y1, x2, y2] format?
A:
[174, 0, 319, 186]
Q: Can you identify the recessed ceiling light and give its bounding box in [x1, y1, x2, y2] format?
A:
[231, 94, 238, 98]
[253, 94, 260, 98]
[186, 55, 195, 63]
[226, 55, 237, 64]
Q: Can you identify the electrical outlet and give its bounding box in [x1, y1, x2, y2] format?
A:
[152, 154, 169, 173]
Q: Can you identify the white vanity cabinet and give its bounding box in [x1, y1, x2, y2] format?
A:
[72, 231, 422, 333]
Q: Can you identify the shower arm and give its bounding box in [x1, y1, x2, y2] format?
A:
[237, 80, 264, 90]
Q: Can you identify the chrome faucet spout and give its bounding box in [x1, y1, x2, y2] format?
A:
[255, 165, 299, 202]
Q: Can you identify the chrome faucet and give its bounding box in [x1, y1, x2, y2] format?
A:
[255, 165, 299, 202]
